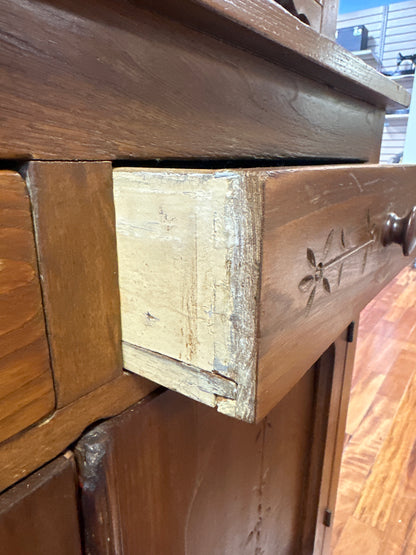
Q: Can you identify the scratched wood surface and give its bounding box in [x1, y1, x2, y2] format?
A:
[0, 454, 81, 555]
[0, 0, 392, 161]
[115, 165, 416, 422]
[114, 168, 262, 422]
[0, 171, 55, 444]
[75, 368, 333, 555]
[258, 163, 416, 420]
[332, 266, 416, 554]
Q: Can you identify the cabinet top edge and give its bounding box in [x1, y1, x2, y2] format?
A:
[145, 0, 410, 109]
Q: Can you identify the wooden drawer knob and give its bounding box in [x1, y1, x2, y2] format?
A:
[382, 207, 416, 256]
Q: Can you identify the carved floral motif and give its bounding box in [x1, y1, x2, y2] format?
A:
[299, 212, 376, 314]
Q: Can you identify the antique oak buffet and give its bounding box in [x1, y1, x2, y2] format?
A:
[0, 1, 414, 553]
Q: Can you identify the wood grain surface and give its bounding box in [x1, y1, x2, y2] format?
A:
[114, 168, 261, 422]
[0, 0, 386, 161]
[0, 372, 156, 493]
[26, 162, 122, 407]
[257, 163, 416, 419]
[0, 170, 54, 444]
[140, 0, 409, 108]
[76, 370, 333, 555]
[0, 454, 81, 555]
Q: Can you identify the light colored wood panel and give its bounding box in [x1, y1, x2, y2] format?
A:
[123, 342, 237, 407]
[0, 372, 156, 493]
[0, 171, 54, 444]
[384, 30, 416, 42]
[114, 168, 260, 421]
[26, 162, 122, 407]
[384, 34, 416, 46]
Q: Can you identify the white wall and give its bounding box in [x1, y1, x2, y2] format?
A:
[337, 1, 416, 163]
[403, 76, 416, 162]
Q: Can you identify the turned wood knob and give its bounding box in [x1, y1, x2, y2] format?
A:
[382, 207, 416, 256]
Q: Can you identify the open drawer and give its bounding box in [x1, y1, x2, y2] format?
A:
[114, 164, 416, 422]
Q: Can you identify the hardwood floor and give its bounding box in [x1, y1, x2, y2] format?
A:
[332, 264, 416, 554]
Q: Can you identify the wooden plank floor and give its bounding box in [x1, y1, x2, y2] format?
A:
[332, 265, 416, 554]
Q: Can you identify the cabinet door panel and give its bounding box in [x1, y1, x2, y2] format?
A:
[0, 454, 81, 555]
[76, 365, 340, 555]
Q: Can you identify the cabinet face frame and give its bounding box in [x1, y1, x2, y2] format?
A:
[114, 164, 416, 422]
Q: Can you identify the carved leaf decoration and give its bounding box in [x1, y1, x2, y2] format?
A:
[299, 275, 314, 292]
[306, 286, 316, 314]
[323, 229, 334, 259]
[323, 277, 331, 293]
[338, 263, 344, 286]
[307, 248, 316, 268]
[341, 228, 346, 249]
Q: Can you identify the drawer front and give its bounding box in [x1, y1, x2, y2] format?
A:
[258, 164, 416, 419]
[114, 164, 416, 422]
[0, 171, 55, 442]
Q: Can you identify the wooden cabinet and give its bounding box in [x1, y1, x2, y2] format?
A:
[0, 454, 81, 555]
[115, 164, 416, 422]
[0, 1, 412, 553]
